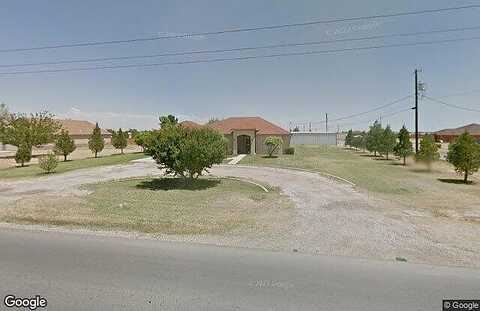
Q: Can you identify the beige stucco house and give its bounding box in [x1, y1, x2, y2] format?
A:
[180, 117, 291, 155]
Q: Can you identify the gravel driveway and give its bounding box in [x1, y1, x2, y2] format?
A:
[1, 159, 479, 267]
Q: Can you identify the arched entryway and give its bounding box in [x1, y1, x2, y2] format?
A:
[237, 135, 251, 154]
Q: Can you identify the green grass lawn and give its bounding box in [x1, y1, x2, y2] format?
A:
[1, 177, 292, 234]
[0, 153, 147, 180]
[240, 145, 480, 212]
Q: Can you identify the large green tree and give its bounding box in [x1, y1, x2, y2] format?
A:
[54, 130, 76, 161]
[88, 123, 105, 158]
[447, 132, 480, 183]
[365, 121, 383, 156]
[378, 125, 396, 160]
[2, 111, 60, 166]
[394, 126, 413, 165]
[416, 134, 440, 171]
[145, 118, 226, 180]
[159, 115, 178, 128]
[112, 128, 128, 154]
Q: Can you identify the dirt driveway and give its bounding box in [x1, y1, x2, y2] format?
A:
[1, 160, 479, 267]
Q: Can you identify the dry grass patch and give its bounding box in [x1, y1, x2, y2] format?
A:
[0, 177, 293, 235]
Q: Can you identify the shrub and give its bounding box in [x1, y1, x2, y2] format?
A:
[39, 153, 58, 173]
[15, 144, 32, 167]
[447, 132, 480, 183]
[145, 119, 227, 179]
[264, 136, 283, 157]
[54, 130, 76, 161]
[284, 147, 295, 155]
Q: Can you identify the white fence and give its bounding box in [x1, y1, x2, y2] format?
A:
[290, 132, 338, 145]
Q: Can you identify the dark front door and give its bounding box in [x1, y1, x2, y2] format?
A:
[237, 135, 251, 154]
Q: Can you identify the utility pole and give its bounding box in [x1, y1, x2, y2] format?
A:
[309, 122, 312, 132]
[325, 113, 328, 133]
[414, 69, 419, 154]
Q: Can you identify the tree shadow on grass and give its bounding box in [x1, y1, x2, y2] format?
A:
[389, 162, 406, 166]
[136, 178, 221, 191]
[360, 154, 378, 158]
[438, 178, 475, 185]
[262, 155, 278, 159]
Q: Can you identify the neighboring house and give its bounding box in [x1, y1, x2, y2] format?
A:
[434, 123, 480, 143]
[180, 117, 291, 155]
[56, 119, 112, 145]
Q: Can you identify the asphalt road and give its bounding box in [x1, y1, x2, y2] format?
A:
[0, 228, 478, 311]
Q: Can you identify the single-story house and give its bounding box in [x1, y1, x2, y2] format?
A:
[180, 117, 291, 155]
[56, 119, 112, 145]
[434, 123, 480, 143]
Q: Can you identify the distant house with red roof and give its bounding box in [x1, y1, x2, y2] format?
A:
[180, 117, 291, 155]
[434, 123, 480, 143]
[56, 119, 111, 145]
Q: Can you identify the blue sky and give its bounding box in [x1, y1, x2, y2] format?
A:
[0, 0, 479, 131]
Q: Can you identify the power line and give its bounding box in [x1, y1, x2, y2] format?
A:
[290, 95, 411, 128]
[329, 95, 412, 122]
[3, 36, 480, 76]
[337, 107, 412, 127]
[423, 95, 480, 112]
[1, 4, 479, 53]
[3, 25, 480, 68]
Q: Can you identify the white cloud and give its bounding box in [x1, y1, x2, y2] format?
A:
[57, 107, 201, 130]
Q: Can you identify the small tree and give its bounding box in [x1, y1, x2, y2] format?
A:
[345, 129, 353, 148]
[378, 125, 396, 160]
[54, 130, 76, 161]
[264, 136, 283, 157]
[88, 123, 105, 158]
[447, 132, 480, 183]
[416, 134, 440, 171]
[112, 128, 128, 154]
[394, 126, 413, 165]
[15, 144, 32, 167]
[365, 121, 383, 156]
[39, 153, 58, 174]
[145, 124, 226, 180]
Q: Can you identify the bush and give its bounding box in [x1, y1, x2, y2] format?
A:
[284, 147, 295, 155]
[39, 153, 58, 173]
[145, 119, 227, 179]
[264, 136, 283, 157]
[15, 144, 32, 167]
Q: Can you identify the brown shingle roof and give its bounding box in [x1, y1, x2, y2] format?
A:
[56, 119, 110, 136]
[208, 117, 289, 135]
[435, 123, 480, 136]
[180, 120, 202, 129]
